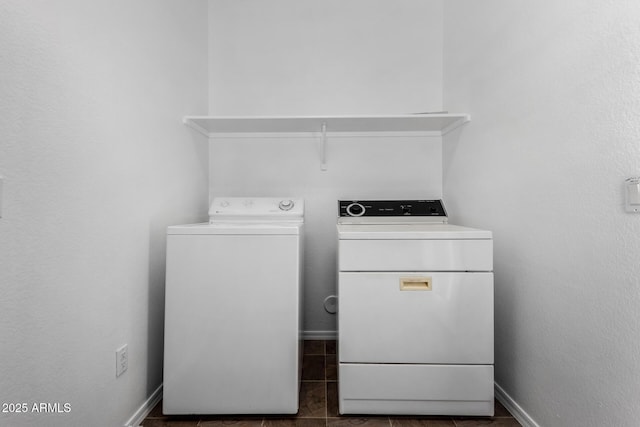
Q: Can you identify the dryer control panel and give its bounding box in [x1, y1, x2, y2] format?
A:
[338, 200, 447, 218]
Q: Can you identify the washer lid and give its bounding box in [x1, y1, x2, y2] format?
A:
[209, 197, 304, 222]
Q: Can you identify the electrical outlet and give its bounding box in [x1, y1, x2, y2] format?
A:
[116, 345, 128, 377]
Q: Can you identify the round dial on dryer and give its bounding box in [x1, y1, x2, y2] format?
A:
[278, 199, 295, 211]
[346, 202, 366, 216]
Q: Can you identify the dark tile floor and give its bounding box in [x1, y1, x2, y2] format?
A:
[142, 340, 521, 427]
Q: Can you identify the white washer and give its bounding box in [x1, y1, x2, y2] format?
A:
[163, 197, 304, 415]
[337, 200, 494, 416]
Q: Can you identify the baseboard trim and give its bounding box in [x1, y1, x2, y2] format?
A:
[495, 382, 540, 427]
[123, 383, 163, 427]
[303, 330, 337, 340]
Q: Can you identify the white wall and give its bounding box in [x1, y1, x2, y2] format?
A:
[0, 1, 208, 426]
[443, 1, 640, 426]
[208, 0, 443, 116]
[207, 0, 445, 333]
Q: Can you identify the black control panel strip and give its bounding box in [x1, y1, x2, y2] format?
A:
[338, 200, 447, 217]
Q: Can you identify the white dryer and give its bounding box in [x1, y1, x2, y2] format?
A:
[163, 197, 304, 415]
[337, 200, 494, 416]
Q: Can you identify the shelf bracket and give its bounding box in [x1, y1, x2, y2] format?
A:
[320, 122, 328, 171]
[441, 114, 471, 135]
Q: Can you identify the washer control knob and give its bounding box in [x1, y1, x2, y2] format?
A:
[346, 202, 365, 217]
[279, 199, 295, 211]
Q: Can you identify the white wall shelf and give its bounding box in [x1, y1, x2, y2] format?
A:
[183, 114, 470, 137]
[184, 114, 470, 171]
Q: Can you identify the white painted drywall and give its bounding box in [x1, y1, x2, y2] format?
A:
[0, 1, 208, 426]
[443, 1, 640, 426]
[207, 0, 445, 333]
[208, 0, 444, 116]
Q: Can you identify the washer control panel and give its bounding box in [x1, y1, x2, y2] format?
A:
[338, 200, 447, 218]
[209, 197, 304, 222]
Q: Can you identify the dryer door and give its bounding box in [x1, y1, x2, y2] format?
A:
[338, 271, 494, 364]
